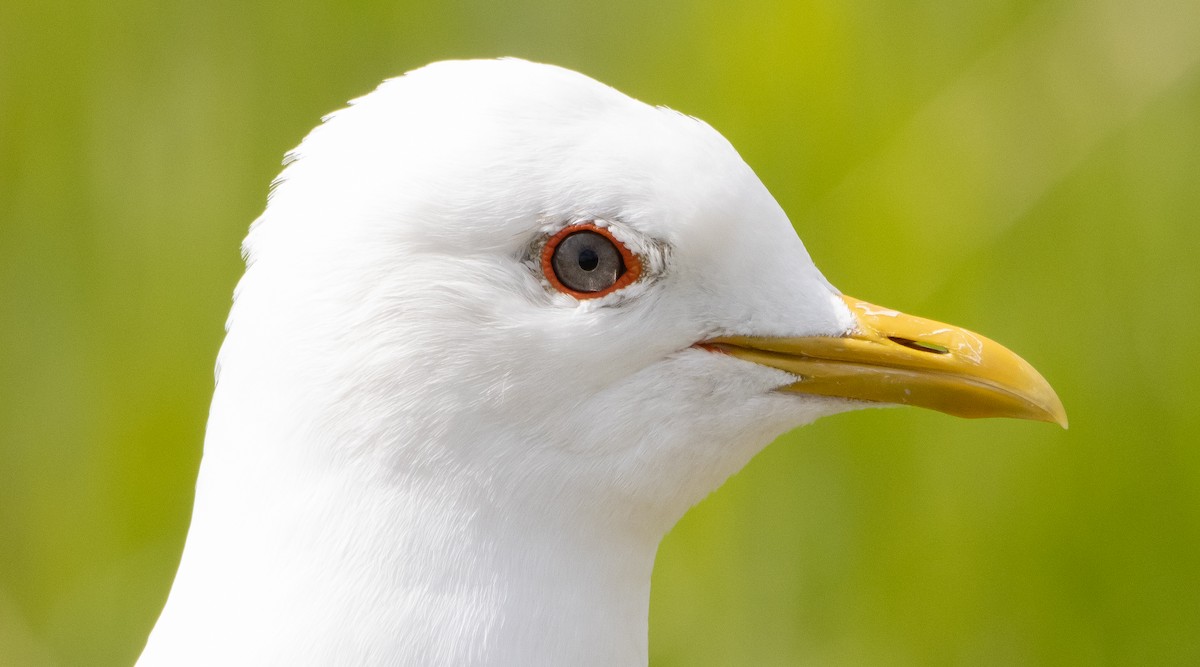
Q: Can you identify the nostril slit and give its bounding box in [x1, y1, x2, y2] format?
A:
[888, 336, 950, 354]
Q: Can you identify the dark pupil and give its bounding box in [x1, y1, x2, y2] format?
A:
[577, 247, 599, 271]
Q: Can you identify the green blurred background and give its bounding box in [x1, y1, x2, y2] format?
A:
[3, 0, 1198, 664]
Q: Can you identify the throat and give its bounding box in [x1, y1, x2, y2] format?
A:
[140, 454, 662, 666]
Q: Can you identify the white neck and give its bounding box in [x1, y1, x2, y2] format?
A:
[138, 365, 663, 666]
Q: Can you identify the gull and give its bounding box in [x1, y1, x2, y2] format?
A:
[136, 58, 1065, 666]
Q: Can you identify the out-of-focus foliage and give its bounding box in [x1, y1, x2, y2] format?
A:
[2, 0, 1197, 664]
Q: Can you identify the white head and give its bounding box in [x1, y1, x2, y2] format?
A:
[141, 59, 1062, 665]
[222, 58, 858, 534]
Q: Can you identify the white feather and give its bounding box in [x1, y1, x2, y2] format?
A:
[138, 58, 857, 666]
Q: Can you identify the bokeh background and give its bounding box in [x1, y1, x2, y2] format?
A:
[3, 0, 1198, 664]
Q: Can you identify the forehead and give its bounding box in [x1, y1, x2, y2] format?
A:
[273, 60, 772, 256]
[401, 63, 753, 196]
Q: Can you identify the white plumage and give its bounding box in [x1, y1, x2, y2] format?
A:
[138, 58, 1062, 666]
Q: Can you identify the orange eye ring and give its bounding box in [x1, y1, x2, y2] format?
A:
[541, 222, 642, 299]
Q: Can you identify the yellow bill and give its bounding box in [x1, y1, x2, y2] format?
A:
[709, 295, 1067, 427]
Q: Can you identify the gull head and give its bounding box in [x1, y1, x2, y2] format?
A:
[219, 58, 1064, 536]
[144, 58, 1064, 665]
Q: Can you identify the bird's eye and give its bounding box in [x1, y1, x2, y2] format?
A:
[541, 223, 642, 298]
